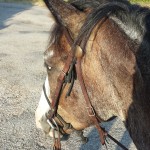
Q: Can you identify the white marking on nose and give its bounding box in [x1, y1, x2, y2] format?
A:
[35, 76, 51, 129]
[35, 77, 63, 138]
[38, 76, 51, 109]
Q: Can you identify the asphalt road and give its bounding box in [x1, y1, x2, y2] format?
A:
[0, 3, 137, 150]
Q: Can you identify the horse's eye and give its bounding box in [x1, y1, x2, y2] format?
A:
[47, 66, 52, 71]
[45, 63, 52, 71]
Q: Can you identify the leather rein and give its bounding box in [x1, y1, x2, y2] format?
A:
[44, 28, 128, 150]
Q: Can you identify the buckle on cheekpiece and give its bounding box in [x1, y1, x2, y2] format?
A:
[86, 106, 96, 116]
[47, 119, 57, 129]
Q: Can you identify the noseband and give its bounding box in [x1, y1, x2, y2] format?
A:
[44, 27, 128, 150]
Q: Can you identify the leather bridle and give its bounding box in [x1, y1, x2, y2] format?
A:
[44, 27, 128, 150]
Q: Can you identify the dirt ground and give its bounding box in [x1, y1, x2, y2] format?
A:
[0, 3, 137, 150]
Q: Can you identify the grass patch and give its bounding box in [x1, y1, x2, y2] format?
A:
[131, 0, 149, 2]
[131, 0, 150, 7]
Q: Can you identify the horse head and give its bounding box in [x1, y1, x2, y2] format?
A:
[35, 0, 150, 149]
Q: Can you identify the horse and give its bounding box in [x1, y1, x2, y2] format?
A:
[35, 0, 150, 149]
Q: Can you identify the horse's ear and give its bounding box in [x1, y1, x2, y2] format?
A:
[43, 0, 86, 38]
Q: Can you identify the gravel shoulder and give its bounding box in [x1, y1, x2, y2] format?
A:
[0, 3, 137, 150]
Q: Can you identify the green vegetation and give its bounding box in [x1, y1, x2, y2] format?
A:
[131, 0, 150, 6]
[131, 0, 149, 2]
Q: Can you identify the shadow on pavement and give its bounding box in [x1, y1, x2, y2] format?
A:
[115, 130, 131, 150]
[0, 2, 31, 30]
[80, 118, 132, 150]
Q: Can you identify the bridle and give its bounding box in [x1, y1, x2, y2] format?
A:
[43, 83, 74, 135]
[44, 27, 128, 150]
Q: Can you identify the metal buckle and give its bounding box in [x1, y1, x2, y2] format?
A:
[47, 119, 56, 129]
[47, 118, 58, 128]
[86, 106, 96, 116]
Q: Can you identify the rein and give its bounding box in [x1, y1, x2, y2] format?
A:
[45, 28, 128, 150]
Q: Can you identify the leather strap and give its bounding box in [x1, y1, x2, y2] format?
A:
[53, 131, 61, 150]
[75, 57, 106, 145]
[46, 54, 73, 120]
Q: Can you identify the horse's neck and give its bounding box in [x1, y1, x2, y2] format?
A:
[126, 98, 150, 150]
[83, 18, 150, 149]
[129, 58, 150, 148]
[82, 18, 137, 120]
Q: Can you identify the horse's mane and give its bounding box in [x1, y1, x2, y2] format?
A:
[69, 0, 130, 11]
[45, 0, 150, 81]
[71, 0, 150, 89]
[48, 0, 150, 50]
[70, 0, 150, 49]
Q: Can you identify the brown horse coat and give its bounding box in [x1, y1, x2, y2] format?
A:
[36, 0, 150, 149]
